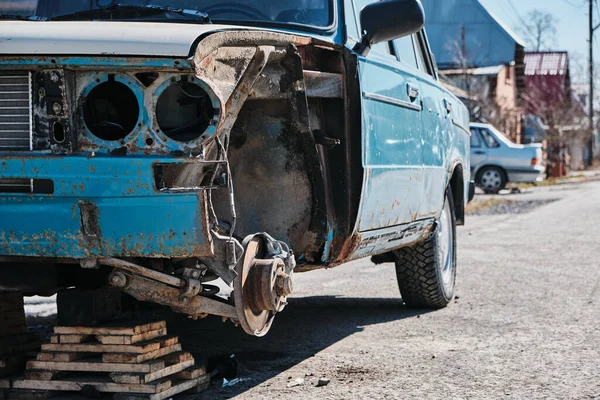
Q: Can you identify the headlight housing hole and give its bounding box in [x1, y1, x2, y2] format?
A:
[156, 82, 215, 143]
[83, 81, 140, 141]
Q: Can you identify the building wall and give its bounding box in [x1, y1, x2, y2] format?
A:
[494, 66, 522, 143]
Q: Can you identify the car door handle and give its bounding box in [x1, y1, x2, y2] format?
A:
[444, 98, 452, 114]
[473, 150, 486, 155]
[406, 83, 419, 100]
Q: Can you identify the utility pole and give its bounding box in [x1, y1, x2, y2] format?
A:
[590, 0, 597, 166]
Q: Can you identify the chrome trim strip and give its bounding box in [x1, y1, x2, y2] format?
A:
[362, 91, 422, 112]
[452, 119, 471, 136]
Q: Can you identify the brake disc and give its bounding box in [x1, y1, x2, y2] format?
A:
[233, 235, 292, 337]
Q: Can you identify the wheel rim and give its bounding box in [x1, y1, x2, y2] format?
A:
[480, 169, 502, 192]
[436, 199, 454, 291]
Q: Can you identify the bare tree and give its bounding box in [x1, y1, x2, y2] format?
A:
[519, 10, 559, 51]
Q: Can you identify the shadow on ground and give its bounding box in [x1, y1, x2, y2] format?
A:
[157, 295, 430, 399]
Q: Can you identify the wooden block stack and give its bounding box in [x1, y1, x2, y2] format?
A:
[13, 321, 210, 400]
[0, 293, 40, 386]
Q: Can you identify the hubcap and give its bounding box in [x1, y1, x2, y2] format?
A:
[480, 169, 502, 192]
[436, 199, 454, 291]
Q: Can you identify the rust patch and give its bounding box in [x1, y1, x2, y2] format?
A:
[335, 234, 362, 262]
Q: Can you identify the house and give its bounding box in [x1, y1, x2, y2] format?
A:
[523, 51, 589, 172]
[421, 0, 526, 142]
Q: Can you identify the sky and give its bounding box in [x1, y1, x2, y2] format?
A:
[479, 0, 595, 82]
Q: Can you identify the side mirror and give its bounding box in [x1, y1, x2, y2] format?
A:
[356, 0, 425, 56]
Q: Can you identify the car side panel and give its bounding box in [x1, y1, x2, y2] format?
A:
[356, 54, 425, 232]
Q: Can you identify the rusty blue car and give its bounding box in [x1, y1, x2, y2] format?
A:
[0, 0, 470, 336]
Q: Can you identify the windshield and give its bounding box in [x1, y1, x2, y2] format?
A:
[0, 0, 333, 28]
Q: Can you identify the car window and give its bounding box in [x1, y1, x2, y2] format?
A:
[470, 129, 481, 148]
[393, 35, 418, 69]
[414, 33, 434, 77]
[370, 41, 395, 58]
[479, 129, 500, 148]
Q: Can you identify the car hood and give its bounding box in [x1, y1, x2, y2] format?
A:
[0, 21, 249, 57]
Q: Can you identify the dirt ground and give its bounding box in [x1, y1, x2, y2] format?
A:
[25, 180, 600, 399]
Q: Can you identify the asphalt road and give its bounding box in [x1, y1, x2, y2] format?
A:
[23, 180, 600, 399]
[168, 179, 600, 400]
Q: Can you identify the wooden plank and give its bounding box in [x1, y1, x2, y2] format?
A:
[161, 352, 192, 364]
[13, 377, 171, 394]
[40, 336, 170, 354]
[110, 359, 194, 384]
[95, 328, 167, 345]
[182, 373, 211, 394]
[6, 389, 60, 400]
[171, 365, 207, 380]
[24, 370, 67, 381]
[113, 375, 209, 400]
[54, 321, 166, 336]
[36, 353, 90, 363]
[25, 359, 165, 374]
[51, 335, 92, 344]
[102, 344, 181, 364]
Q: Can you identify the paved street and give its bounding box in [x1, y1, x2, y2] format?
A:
[168, 179, 600, 399]
[22, 179, 600, 399]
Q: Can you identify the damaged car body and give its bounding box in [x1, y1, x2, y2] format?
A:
[0, 0, 470, 336]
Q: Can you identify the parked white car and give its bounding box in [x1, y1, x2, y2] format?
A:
[470, 123, 545, 194]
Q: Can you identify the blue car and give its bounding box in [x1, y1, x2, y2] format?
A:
[0, 0, 470, 336]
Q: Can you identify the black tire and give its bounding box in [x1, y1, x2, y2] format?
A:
[476, 166, 507, 194]
[393, 188, 457, 308]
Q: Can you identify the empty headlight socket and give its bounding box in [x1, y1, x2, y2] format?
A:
[153, 75, 222, 148]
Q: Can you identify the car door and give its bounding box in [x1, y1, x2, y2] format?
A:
[409, 31, 447, 217]
[470, 127, 487, 171]
[354, 0, 424, 232]
[478, 127, 502, 163]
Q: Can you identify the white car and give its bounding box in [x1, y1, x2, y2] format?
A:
[470, 123, 545, 194]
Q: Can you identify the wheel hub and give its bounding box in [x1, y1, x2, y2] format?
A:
[233, 235, 294, 336]
[481, 170, 502, 192]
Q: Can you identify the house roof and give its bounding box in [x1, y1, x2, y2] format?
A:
[422, 0, 526, 69]
[475, 0, 527, 47]
[524, 52, 569, 76]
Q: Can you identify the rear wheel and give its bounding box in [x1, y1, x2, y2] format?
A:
[477, 166, 506, 194]
[393, 188, 457, 308]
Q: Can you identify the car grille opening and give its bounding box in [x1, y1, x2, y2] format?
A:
[0, 71, 32, 151]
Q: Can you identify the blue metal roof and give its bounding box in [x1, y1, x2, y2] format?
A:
[422, 0, 526, 69]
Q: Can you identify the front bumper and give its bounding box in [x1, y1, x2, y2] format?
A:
[0, 155, 213, 258]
